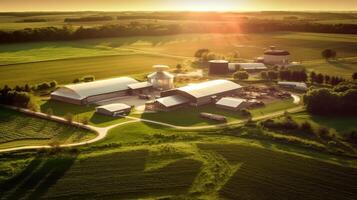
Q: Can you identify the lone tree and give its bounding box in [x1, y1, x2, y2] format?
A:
[321, 49, 337, 60]
[233, 71, 249, 80]
[353, 72, 357, 80]
[176, 64, 183, 72]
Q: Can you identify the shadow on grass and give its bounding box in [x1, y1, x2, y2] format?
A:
[0, 154, 77, 200]
[40, 100, 94, 117]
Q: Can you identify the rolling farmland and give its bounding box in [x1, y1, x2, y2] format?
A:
[1, 32, 357, 86]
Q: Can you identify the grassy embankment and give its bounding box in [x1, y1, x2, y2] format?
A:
[0, 107, 96, 150]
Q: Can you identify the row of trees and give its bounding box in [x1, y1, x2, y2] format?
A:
[310, 72, 346, 86]
[1, 20, 356, 44]
[0, 87, 32, 108]
[303, 82, 357, 115]
[64, 16, 114, 22]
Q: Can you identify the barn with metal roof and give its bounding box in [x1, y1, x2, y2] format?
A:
[161, 79, 242, 106]
[51, 77, 138, 105]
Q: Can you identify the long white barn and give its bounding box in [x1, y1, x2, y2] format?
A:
[51, 77, 138, 105]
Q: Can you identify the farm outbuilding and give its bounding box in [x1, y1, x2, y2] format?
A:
[161, 79, 242, 106]
[147, 95, 190, 111]
[229, 63, 268, 72]
[263, 46, 290, 65]
[128, 82, 153, 94]
[95, 103, 131, 117]
[147, 65, 175, 90]
[278, 81, 308, 91]
[50, 77, 138, 105]
[216, 97, 247, 111]
[209, 60, 229, 75]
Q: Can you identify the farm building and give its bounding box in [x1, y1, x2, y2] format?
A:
[148, 65, 175, 90]
[278, 81, 308, 91]
[209, 60, 229, 75]
[95, 103, 131, 117]
[215, 97, 248, 111]
[229, 63, 267, 72]
[161, 79, 242, 107]
[128, 82, 153, 94]
[146, 95, 189, 111]
[263, 46, 290, 65]
[50, 77, 138, 105]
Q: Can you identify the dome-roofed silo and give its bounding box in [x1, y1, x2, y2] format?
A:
[147, 65, 175, 90]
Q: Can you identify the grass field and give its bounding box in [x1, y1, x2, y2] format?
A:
[291, 111, 357, 134]
[250, 99, 297, 117]
[199, 143, 357, 200]
[1, 32, 356, 86]
[0, 107, 96, 149]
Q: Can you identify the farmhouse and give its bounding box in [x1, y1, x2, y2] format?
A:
[278, 81, 308, 91]
[216, 97, 247, 111]
[51, 77, 139, 105]
[95, 103, 131, 117]
[209, 60, 229, 75]
[263, 46, 290, 65]
[161, 79, 242, 107]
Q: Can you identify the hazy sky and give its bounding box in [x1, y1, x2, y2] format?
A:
[1, 0, 357, 12]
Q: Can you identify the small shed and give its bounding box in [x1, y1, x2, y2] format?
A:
[128, 82, 153, 94]
[96, 103, 131, 117]
[278, 81, 308, 91]
[216, 97, 247, 111]
[147, 95, 189, 111]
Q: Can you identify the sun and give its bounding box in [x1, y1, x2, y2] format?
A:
[173, 0, 247, 12]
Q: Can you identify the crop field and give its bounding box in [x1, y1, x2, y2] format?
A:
[0, 150, 202, 200]
[0, 107, 96, 149]
[198, 143, 357, 200]
[1, 32, 357, 86]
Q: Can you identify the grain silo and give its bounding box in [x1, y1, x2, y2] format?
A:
[209, 60, 229, 75]
[147, 65, 175, 90]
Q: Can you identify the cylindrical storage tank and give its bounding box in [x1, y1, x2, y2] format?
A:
[209, 60, 229, 75]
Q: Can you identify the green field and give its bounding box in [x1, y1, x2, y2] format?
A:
[291, 111, 357, 134]
[1, 32, 356, 86]
[0, 107, 96, 150]
[199, 143, 357, 200]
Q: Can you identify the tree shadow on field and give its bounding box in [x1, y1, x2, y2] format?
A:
[1, 154, 77, 200]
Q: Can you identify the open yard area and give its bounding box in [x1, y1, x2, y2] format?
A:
[0, 107, 96, 150]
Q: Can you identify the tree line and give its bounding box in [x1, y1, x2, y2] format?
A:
[303, 82, 357, 116]
[1, 20, 356, 44]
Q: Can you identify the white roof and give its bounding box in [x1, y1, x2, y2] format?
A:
[216, 97, 246, 108]
[51, 77, 138, 100]
[156, 95, 189, 107]
[128, 82, 153, 90]
[176, 80, 242, 99]
[234, 63, 267, 70]
[209, 60, 229, 63]
[96, 103, 131, 112]
[278, 81, 307, 88]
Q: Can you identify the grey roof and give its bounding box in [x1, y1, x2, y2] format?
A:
[156, 95, 189, 107]
[278, 81, 307, 89]
[51, 77, 138, 100]
[176, 80, 242, 99]
[216, 97, 246, 108]
[128, 82, 153, 90]
[96, 103, 131, 112]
